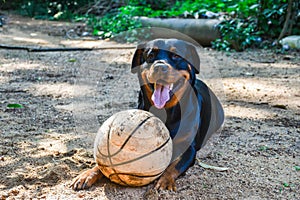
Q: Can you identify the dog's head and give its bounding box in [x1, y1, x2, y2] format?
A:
[131, 39, 200, 109]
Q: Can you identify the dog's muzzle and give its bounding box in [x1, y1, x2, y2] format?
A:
[147, 62, 172, 109]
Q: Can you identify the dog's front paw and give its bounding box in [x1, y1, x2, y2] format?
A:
[70, 166, 103, 190]
[154, 171, 178, 191]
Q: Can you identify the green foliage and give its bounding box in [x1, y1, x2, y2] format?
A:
[108, 0, 289, 50]
[129, 0, 177, 11]
[17, 0, 93, 20]
[68, 58, 77, 62]
[211, 0, 296, 51]
[6, 0, 297, 50]
[257, 1, 289, 38]
[205, 1, 261, 51]
[118, 5, 168, 18]
[7, 103, 24, 109]
[90, 0, 263, 43]
[212, 17, 262, 51]
[169, 0, 259, 18]
[86, 10, 143, 40]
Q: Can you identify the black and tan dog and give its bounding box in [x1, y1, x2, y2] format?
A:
[71, 38, 224, 191]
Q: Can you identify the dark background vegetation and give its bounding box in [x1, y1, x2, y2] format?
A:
[1, 0, 299, 51]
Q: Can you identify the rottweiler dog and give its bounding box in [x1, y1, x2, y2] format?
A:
[70, 38, 224, 191]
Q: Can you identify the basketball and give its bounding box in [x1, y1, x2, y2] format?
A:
[94, 109, 172, 187]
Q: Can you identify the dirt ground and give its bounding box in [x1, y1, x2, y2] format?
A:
[0, 15, 299, 200]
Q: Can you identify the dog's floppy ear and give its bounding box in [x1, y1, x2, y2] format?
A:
[131, 43, 145, 74]
[186, 43, 200, 74]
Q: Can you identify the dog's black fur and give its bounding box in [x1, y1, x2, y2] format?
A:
[131, 38, 224, 190]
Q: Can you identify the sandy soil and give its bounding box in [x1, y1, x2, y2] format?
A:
[0, 14, 299, 200]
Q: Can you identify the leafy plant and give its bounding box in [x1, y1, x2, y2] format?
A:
[7, 103, 24, 109]
[212, 18, 262, 51]
[17, 0, 94, 20]
[212, 0, 299, 51]
[282, 182, 290, 187]
[110, 0, 268, 50]
[86, 10, 143, 40]
[258, 1, 288, 38]
[169, 0, 259, 18]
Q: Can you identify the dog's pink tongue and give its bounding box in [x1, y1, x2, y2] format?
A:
[151, 84, 170, 109]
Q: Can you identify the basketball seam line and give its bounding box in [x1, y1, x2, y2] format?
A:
[98, 136, 171, 168]
[108, 171, 164, 179]
[97, 115, 153, 158]
[106, 118, 129, 186]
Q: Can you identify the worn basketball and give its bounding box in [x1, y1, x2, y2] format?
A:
[94, 109, 172, 186]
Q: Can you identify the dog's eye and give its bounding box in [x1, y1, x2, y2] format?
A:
[171, 54, 181, 60]
[146, 52, 155, 62]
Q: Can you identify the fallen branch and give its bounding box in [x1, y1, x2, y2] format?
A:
[278, 0, 293, 41]
[137, 17, 221, 46]
[0, 44, 135, 52]
[197, 159, 229, 172]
